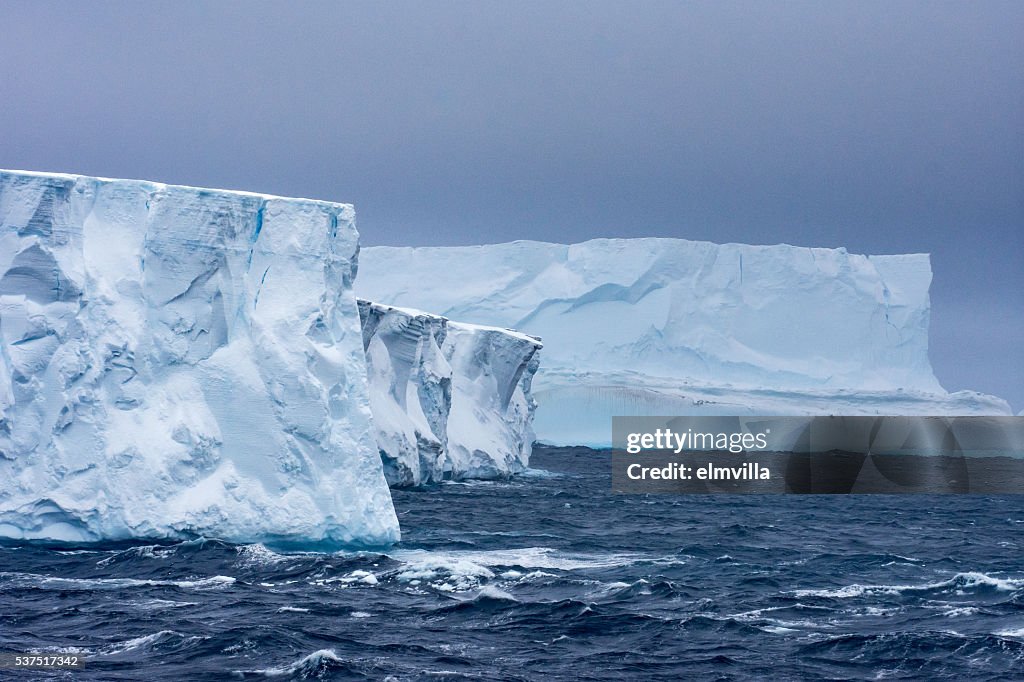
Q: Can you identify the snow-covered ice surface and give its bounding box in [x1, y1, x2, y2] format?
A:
[358, 300, 541, 485]
[0, 170, 399, 546]
[359, 239, 1012, 445]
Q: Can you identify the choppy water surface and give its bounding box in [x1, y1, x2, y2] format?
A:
[2, 446, 1024, 680]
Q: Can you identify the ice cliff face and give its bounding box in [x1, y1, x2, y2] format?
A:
[0, 170, 399, 546]
[359, 239, 1011, 446]
[358, 300, 541, 485]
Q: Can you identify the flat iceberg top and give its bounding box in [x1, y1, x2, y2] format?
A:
[365, 300, 543, 346]
[1, 169, 353, 211]
[1, 170, 398, 547]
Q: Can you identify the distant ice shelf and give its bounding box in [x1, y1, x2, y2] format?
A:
[358, 239, 1012, 446]
[0, 170, 399, 546]
[358, 300, 541, 485]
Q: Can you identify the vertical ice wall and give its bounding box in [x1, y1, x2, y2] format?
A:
[358, 300, 542, 485]
[359, 301, 450, 485]
[0, 170, 399, 546]
[445, 320, 542, 479]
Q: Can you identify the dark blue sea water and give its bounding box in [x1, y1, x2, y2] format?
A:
[3, 446, 1024, 680]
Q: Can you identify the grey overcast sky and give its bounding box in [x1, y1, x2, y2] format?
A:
[2, 1, 1022, 409]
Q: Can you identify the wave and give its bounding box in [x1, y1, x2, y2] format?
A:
[518, 468, 565, 479]
[390, 546, 641, 572]
[996, 628, 1024, 639]
[383, 547, 644, 593]
[311, 569, 380, 587]
[40, 630, 208, 658]
[95, 545, 167, 566]
[460, 585, 521, 603]
[93, 538, 218, 567]
[242, 649, 348, 678]
[793, 572, 1024, 599]
[391, 553, 496, 592]
[596, 578, 684, 602]
[104, 630, 206, 655]
[125, 598, 198, 610]
[235, 543, 300, 568]
[0, 571, 236, 591]
[798, 630, 1024, 664]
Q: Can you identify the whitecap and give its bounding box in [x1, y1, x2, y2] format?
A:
[793, 572, 1024, 599]
[761, 625, 798, 634]
[312, 570, 379, 587]
[393, 554, 495, 592]
[390, 546, 641, 572]
[468, 585, 519, 602]
[0, 571, 236, 591]
[518, 468, 564, 479]
[243, 649, 343, 677]
[996, 627, 1024, 639]
[95, 545, 164, 566]
[386, 547, 642, 592]
[729, 607, 823, 631]
[536, 635, 573, 647]
[38, 645, 93, 655]
[173, 575, 237, 589]
[126, 599, 197, 610]
[102, 630, 206, 655]
[856, 606, 901, 617]
[235, 543, 294, 568]
[341, 570, 378, 585]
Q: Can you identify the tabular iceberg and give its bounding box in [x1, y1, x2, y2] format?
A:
[0, 170, 399, 546]
[358, 300, 541, 485]
[358, 239, 1011, 446]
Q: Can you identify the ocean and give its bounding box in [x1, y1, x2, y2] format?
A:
[2, 446, 1023, 680]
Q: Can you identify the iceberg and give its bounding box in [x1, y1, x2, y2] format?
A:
[358, 300, 541, 485]
[358, 239, 1012, 446]
[0, 170, 399, 546]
